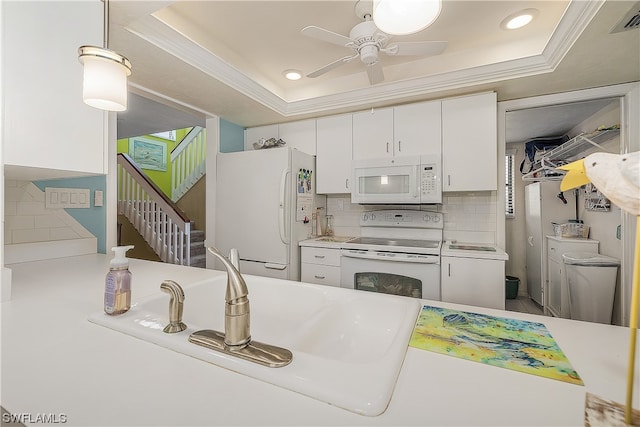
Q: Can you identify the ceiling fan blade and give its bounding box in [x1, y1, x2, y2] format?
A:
[307, 54, 358, 78]
[367, 62, 384, 85]
[302, 25, 353, 48]
[384, 41, 448, 57]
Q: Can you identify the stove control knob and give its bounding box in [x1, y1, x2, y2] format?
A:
[362, 213, 369, 221]
[423, 215, 431, 222]
[370, 213, 376, 220]
[432, 215, 441, 223]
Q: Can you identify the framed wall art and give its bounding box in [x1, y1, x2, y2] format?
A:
[128, 137, 167, 171]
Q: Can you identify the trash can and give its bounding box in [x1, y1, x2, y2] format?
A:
[505, 276, 520, 299]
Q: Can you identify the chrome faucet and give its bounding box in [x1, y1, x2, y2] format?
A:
[188, 247, 293, 367]
[208, 246, 250, 348]
[160, 280, 187, 333]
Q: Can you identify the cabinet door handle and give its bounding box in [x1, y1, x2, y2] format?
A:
[314, 275, 325, 280]
[345, 178, 349, 189]
[448, 175, 451, 186]
[398, 140, 402, 152]
[448, 263, 451, 277]
[386, 142, 390, 153]
[314, 255, 325, 259]
[528, 236, 534, 247]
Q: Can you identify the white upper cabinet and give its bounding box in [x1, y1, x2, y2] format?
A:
[316, 114, 352, 194]
[442, 92, 497, 191]
[393, 100, 442, 156]
[3, 1, 107, 178]
[352, 101, 442, 160]
[278, 119, 317, 155]
[352, 107, 394, 159]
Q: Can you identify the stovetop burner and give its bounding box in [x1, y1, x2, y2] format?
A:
[343, 210, 444, 255]
[346, 237, 440, 249]
[343, 237, 441, 255]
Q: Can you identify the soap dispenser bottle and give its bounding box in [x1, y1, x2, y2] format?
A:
[104, 245, 134, 315]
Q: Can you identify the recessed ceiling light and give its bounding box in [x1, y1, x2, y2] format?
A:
[501, 8, 538, 30]
[283, 69, 302, 81]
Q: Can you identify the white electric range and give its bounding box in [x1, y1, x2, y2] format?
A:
[340, 210, 443, 300]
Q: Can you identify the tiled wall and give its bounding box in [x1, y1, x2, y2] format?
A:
[441, 192, 497, 243]
[325, 191, 497, 243]
[4, 180, 94, 244]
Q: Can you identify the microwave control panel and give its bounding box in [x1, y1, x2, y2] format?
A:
[420, 163, 440, 199]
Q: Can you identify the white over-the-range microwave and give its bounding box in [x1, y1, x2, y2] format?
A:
[351, 154, 442, 204]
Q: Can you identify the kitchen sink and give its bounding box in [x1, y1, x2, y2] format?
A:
[88, 274, 420, 416]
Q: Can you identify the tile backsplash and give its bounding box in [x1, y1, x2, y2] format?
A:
[4, 180, 93, 245]
[325, 191, 497, 244]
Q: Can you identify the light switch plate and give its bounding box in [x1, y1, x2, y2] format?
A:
[45, 187, 90, 209]
[94, 190, 104, 207]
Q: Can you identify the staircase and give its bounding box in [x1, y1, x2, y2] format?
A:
[118, 127, 208, 268]
[189, 229, 206, 268]
[118, 153, 198, 266]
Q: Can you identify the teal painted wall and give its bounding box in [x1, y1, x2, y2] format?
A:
[33, 176, 107, 253]
[220, 119, 245, 152]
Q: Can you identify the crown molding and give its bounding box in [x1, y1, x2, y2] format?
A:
[124, 0, 604, 119]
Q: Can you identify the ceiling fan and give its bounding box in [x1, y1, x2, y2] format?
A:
[301, 0, 447, 85]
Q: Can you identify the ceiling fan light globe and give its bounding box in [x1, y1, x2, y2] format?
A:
[373, 0, 442, 36]
[360, 44, 379, 65]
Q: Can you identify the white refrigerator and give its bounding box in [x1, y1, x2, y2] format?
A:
[524, 181, 576, 306]
[214, 147, 320, 281]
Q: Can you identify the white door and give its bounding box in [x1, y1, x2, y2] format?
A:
[525, 183, 544, 305]
[216, 148, 290, 265]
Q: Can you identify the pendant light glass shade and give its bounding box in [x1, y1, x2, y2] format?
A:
[79, 46, 131, 112]
[373, 0, 442, 35]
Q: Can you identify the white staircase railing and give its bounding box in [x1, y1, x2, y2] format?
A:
[171, 126, 206, 202]
[118, 153, 191, 266]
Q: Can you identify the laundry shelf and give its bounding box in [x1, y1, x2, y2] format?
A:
[522, 127, 620, 182]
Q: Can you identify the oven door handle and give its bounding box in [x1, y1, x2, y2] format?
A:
[341, 249, 440, 264]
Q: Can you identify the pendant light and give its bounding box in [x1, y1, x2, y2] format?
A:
[373, 0, 442, 36]
[78, 0, 131, 111]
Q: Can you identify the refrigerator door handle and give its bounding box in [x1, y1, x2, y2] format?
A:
[279, 169, 290, 245]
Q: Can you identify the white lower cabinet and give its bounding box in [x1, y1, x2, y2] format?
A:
[546, 236, 598, 318]
[301, 247, 341, 287]
[441, 256, 505, 310]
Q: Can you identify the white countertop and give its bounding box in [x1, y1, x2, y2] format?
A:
[2, 254, 638, 426]
[441, 241, 509, 260]
[299, 236, 356, 249]
[546, 235, 600, 244]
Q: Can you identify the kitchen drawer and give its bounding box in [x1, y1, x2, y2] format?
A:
[301, 247, 341, 266]
[301, 263, 341, 287]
